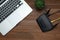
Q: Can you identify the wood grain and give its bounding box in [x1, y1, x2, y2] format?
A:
[0, 0, 60, 40]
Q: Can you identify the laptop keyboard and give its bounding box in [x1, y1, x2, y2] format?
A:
[0, 0, 23, 23]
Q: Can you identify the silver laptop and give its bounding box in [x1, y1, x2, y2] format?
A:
[0, 0, 32, 36]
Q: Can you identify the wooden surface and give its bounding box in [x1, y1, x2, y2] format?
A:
[0, 0, 60, 40]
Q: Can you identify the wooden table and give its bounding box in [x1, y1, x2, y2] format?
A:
[0, 0, 60, 40]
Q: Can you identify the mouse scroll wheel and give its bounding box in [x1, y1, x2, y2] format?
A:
[0, 0, 6, 5]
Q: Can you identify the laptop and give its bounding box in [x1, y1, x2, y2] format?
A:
[0, 0, 32, 36]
